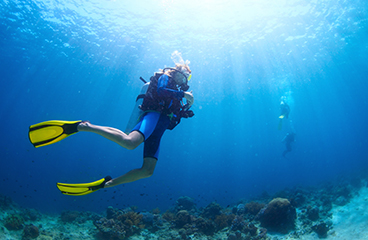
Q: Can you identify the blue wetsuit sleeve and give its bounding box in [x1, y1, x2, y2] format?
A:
[157, 75, 184, 99]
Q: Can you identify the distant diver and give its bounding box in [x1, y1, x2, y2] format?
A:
[278, 99, 290, 130]
[282, 132, 296, 157]
[28, 51, 195, 196]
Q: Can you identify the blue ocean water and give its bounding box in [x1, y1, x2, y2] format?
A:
[0, 0, 367, 215]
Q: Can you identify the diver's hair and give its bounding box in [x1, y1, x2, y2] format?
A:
[156, 63, 191, 78]
[175, 63, 191, 74]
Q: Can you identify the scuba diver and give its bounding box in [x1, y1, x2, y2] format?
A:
[278, 97, 290, 130]
[28, 51, 195, 196]
[282, 132, 296, 157]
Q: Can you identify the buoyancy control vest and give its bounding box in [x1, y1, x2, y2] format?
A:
[140, 72, 183, 117]
[125, 73, 194, 133]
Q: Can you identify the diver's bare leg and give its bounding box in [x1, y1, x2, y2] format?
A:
[104, 157, 157, 187]
[78, 122, 144, 150]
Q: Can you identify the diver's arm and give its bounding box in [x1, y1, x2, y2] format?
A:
[184, 91, 194, 107]
[157, 75, 184, 99]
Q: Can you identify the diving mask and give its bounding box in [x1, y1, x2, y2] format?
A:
[163, 67, 191, 85]
[183, 69, 192, 82]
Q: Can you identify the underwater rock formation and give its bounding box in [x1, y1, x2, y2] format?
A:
[176, 196, 197, 211]
[312, 221, 331, 238]
[256, 197, 296, 233]
[227, 230, 242, 240]
[162, 210, 175, 222]
[174, 210, 193, 228]
[290, 191, 307, 207]
[229, 215, 263, 238]
[22, 224, 39, 240]
[201, 202, 222, 219]
[140, 211, 166, 232]
[233, 203, 245, 215]
[244, 201, 265, 216]
[214, 213, 235, 230]
[194, 217, 216, 235]
[23, 208, 41, 221]
[307, 205, 320, 221]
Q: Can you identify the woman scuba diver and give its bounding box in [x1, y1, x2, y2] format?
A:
[28, 51, 195, 195]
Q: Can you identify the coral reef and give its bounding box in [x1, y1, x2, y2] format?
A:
[60, 210, 80, 223]
[256, 198, 296, 233]
[4, 214, 25, 230]
[201, 201, 222, 219]
[174, 210, 192, 228]
[229, 215, 264, 239]
[176, 196, 196, 211]
[139, 211, 166, 232]
[244, 201, 265, 216]
[3, 174, 368, 239]
[23, 208, 41, 221]
[306, 205, 319, 221]
[312, 221, 331, 238]
[162, 210, 175, 222]
[151, 207, 160, 214]
[195, 217, 216, 235]
[214, 213, 235, 230]
[22, 224, 39, 240]
[94, 207, 144, 239]
[227, 230, 242, 240]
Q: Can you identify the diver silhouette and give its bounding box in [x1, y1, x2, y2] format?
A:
[278, 99, 290, 130]
[282, 132, 296, 157]
[279, 100, 290, 119]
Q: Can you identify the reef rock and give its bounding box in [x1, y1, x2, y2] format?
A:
[60, 210, 79, 223]
[195, 217, 216, 235]
[174, 210, 192, 228]
[245, 201, 265, 215]
[227, 231, 243, 240]
[176, 196, 196, 211]
[312, 221, 331, 238]
[23, 209, 41, 221]
[307, 206, 320, 221]
[94, 208, 144, 239]
[201, 202, 222, 219]
[256, 198, 296, 233]
[22, 224, 39, 239]
[4, 214, 24, 230]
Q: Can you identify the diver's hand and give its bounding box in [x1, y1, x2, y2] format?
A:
[184, 91, 194, 107]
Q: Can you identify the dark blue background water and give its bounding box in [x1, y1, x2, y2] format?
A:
[1, 0, 367, 214]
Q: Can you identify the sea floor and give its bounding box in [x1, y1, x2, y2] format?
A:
[268, 187, 368, 240]
[1, 182, 368, 240]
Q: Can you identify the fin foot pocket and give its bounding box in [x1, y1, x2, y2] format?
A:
[28, 120, 82, 148]
[56, 176, 112, 196]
